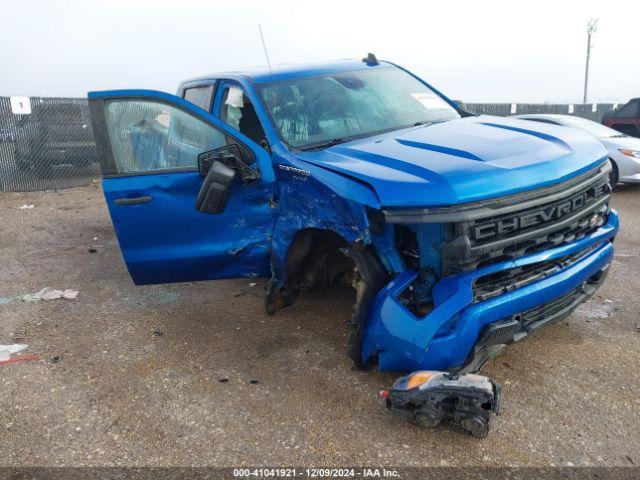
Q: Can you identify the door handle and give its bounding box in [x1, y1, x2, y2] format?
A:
[114, 195, 153, 205]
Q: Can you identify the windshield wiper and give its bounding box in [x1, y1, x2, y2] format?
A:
[412, 119, 452, 127]
[299, 138, 348, 151]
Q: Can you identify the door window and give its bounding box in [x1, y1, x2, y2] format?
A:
[104, 100, 227, 174]
[183, 85, 214, 111]
[219, 85, 268, 148]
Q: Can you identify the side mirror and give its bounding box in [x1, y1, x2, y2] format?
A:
[198, 143, 260, 184]
[195, 161, 235, 214]
[198, 144, 244, 177]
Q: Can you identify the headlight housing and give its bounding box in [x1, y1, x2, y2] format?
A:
[619, 149, 640, 159]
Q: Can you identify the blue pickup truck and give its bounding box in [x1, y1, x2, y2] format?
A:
[88, 56, 618, 373]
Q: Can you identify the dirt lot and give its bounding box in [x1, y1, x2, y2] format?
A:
[0, 183, 639, 467]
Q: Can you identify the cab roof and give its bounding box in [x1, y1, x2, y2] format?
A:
[180, 59, 393, 87]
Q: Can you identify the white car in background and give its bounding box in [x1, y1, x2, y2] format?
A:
[514, 114, 640, 186]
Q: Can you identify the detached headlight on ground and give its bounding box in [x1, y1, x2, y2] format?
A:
[380, 371, 500, 438]
[619, 149, 640, 159]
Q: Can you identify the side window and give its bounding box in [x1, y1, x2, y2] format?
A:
[104, 100, 227, 174]
[183, 85, 214, 111]
[614, 101, 639, 119]
[219, 85, 268, 148]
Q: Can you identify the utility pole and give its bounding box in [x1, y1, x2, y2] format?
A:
[583, 18, 598, 104]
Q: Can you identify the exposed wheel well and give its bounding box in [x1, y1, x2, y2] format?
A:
[266, 229, 353, 313]
[266, 228, 389, 368]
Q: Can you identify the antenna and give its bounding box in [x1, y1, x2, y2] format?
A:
[362, 53, 379, 66]
[583, 18, 599, 104]
[258, 25, 273, 75]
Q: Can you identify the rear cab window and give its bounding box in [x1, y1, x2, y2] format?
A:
[183, 85, 215, 112]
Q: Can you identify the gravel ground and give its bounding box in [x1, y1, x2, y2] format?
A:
[0, 183, 639, 467]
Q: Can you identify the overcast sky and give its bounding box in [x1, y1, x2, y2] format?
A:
[1, 0, 638, 103]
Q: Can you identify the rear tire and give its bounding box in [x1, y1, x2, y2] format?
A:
[415, 411, 440, 428]
[609, 161, 619, 188]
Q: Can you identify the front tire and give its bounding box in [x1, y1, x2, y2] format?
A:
[609, 160, 619, 188]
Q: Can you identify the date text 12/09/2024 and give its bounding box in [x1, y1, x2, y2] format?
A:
[233, 468, 400, 478]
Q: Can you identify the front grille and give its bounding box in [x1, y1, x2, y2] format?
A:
[442, 164, 611, 275]
[472, 245, 596, 302]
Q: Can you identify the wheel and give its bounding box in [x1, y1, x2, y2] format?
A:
[460, 416, 489, 438]
[33, 156, 55, 179]
[609, 161, 619, 188]
[14, 153, 32, 172]
[414, 411, 440, 428]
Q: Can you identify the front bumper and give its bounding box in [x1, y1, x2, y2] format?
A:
[362, 209, 619, 373]
[619, 173, 640, 184]
[613, 151, 640, 184]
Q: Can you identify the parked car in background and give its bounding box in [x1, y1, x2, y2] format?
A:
[602, 98, 640, 138]
[0, 127, 14, 143]
[515, 113, 640, 186]
[14, 102, 96, 176]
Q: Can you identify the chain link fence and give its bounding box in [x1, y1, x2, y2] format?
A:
[0, 95, 620, 193]
[465, 102, 617, 122]
[0, 96, 99, 192]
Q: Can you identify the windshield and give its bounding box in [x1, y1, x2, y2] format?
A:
[258, 67, 460, 149]
[559, 116, 624, 138]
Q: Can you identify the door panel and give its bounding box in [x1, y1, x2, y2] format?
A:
[88, 89, 275, 285]
[102, 171, 273, 284]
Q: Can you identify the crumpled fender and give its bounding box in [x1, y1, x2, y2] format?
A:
[269, 153, 381, 289]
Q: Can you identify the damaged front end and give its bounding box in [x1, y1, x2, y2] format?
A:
[361, 162, 618, 373]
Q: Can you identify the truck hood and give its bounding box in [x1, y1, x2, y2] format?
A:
[297, 115, 609, 208]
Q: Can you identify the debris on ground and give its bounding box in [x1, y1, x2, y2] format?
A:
[0, 344, 28, 362]
[0, 296, 16, 305]
[614, 253, 638, 258]
[248, 282, 257, 287]
[152, 330, 164, 337]
[0, 354, 40, 366]
[18, 204, 34, 210]
[0, 345, 38, 366]
[380, 371, 500, 438]
[21, 287, 79, 302]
